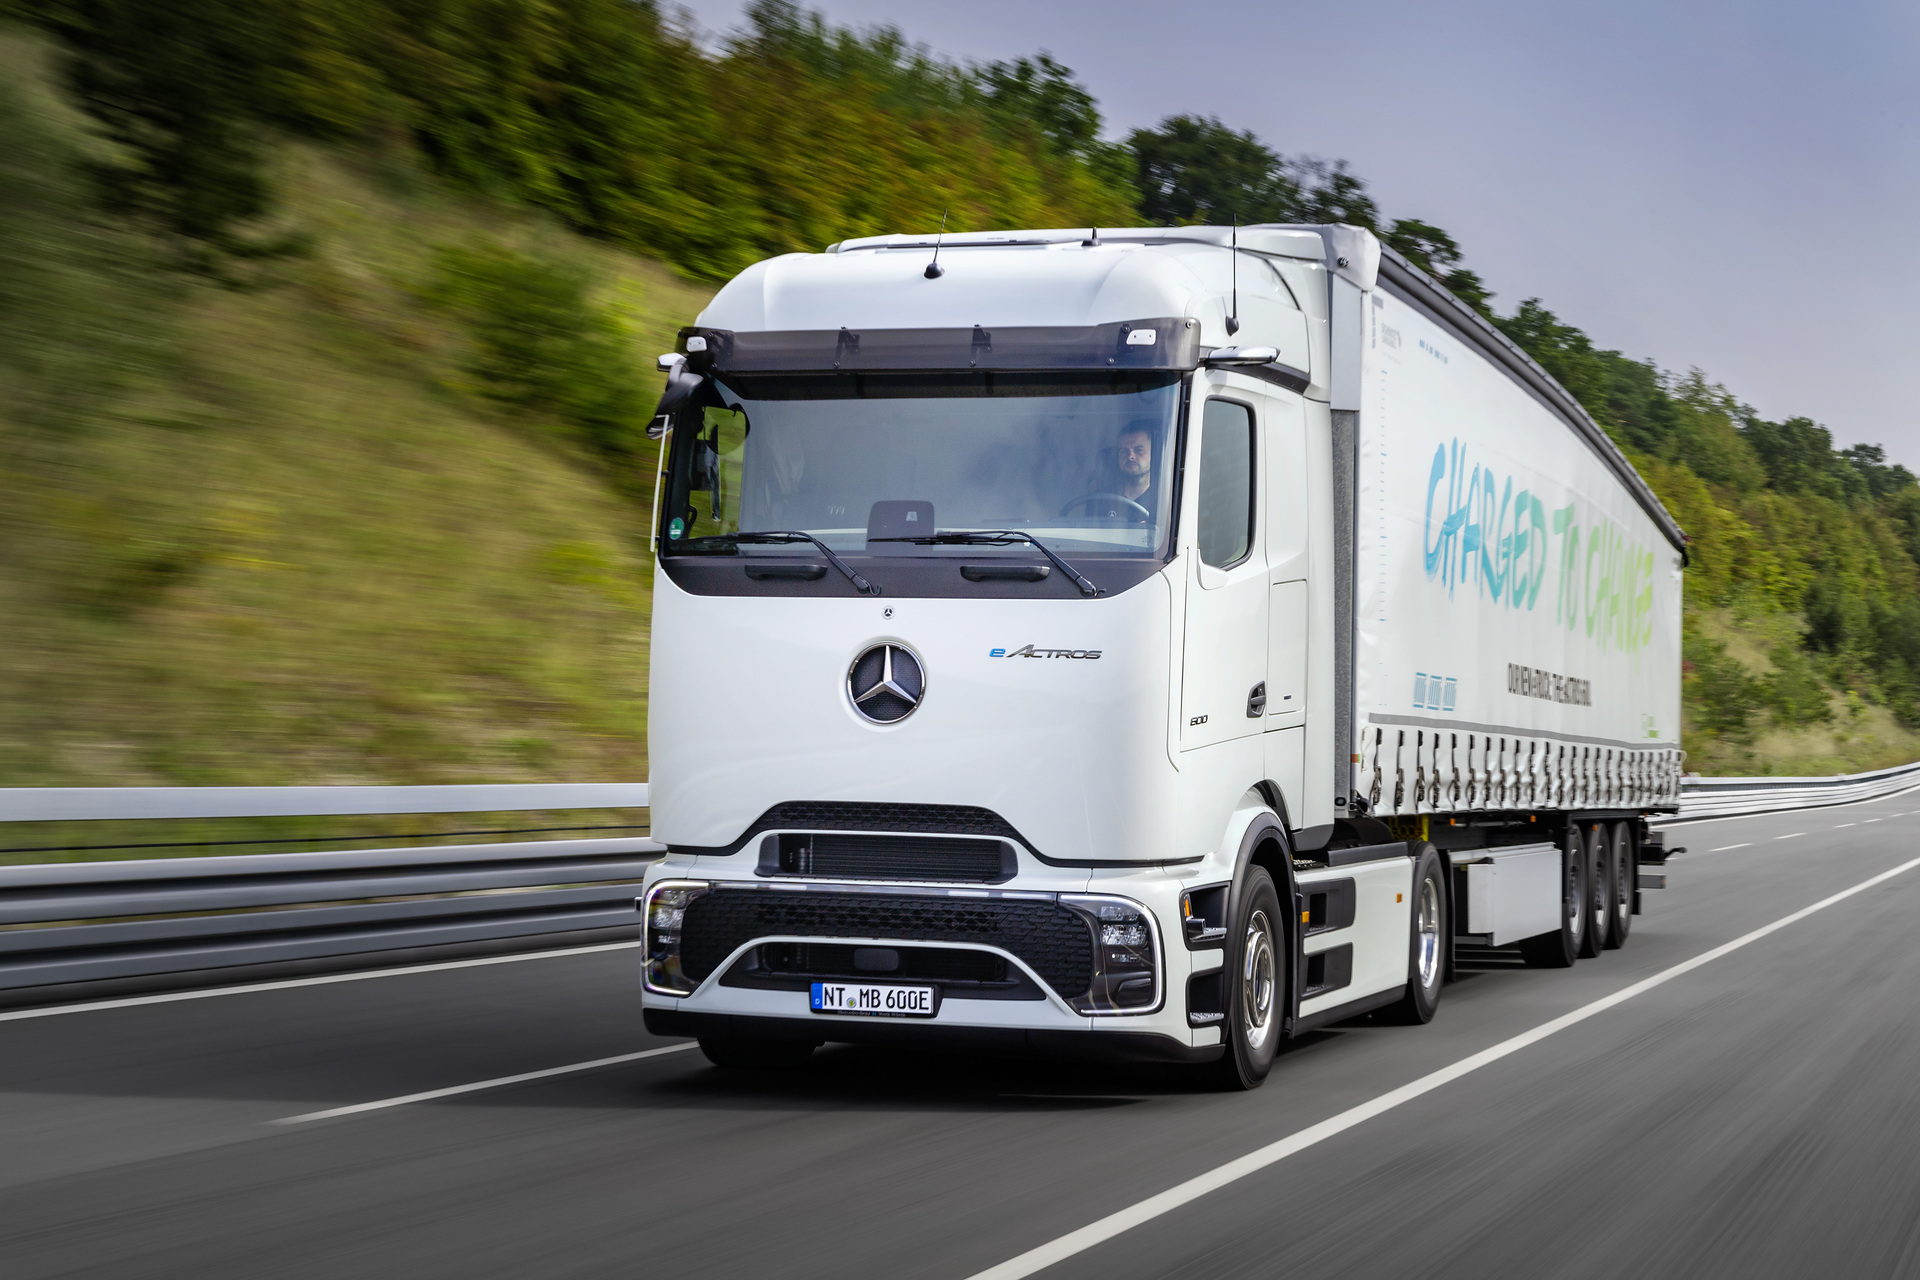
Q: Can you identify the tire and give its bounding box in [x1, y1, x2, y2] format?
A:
[1520, 827, 1586, 968]
[1381, 843, 1448, 1024]
[698, 1035, 819, 1070]
[1605, 822, 1633, 949]
[1580, 822, 1608, 958]
[1208, 866, 1283, 1091]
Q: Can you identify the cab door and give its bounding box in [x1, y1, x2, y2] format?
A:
[1180, 384, 1268, 751]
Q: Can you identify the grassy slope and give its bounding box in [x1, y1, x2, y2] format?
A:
[0, 32, 713, 799]
[1685, 607, 1920, 777]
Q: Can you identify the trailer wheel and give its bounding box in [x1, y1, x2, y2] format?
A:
[1381, 844, 1448, 1024]
[1580, 823, 1609, 958]
[1209, 866, 1283, 1091]
[698, 1036, 818, 1070]
[1520, 828, 1586, 968]
[1604, 822, 1632, 948]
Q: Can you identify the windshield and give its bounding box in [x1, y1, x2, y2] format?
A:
[660, 372, 1183, 556]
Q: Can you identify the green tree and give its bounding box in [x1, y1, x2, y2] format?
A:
[44, 0, 285, 266]
[1382, 217, 1493, 314]
[976, 54, 1099, 156]
[1128, 114, 1301, 225]
[432, 241, 649, 458]
[1743, 415, 1865, 501]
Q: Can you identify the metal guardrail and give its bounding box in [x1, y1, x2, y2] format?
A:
[2, 763, 1917, 995]
[0, 782, 649, 823]
[1673, 760, 1920, 821]
[0, 785, 655, 993]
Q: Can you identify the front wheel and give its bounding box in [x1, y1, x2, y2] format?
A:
[1208, 867, 1283, 1091]
[1382, 844, 1448, 1024]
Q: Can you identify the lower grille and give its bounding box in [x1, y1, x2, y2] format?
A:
[762, 833, 1014, 883]
[759, 943, 1007, 984]
[682, 888, 1094, 997]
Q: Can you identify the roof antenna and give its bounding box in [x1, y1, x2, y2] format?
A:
[1226, 215, 1241, 336]
[924, 209, 949, 279]
[1083, 226, 1100, 247]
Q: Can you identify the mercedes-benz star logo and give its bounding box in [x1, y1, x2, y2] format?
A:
[848, 643, 924, 724]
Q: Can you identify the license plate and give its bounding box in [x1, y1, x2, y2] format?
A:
[809, 981, 936, 1018]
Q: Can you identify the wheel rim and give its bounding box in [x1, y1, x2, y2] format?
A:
[1614, 838, 1633, 926]
[1241, 909, 1277, 1052]
[1591, 834, 1609, 941]
[1414, 874, 1441, 989]
[1566, 848, 1584, 944]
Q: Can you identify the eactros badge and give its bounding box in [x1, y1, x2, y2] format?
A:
[848, 643, 924, 723]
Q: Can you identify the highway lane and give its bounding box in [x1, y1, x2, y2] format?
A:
[2, 797, 1918, 1278]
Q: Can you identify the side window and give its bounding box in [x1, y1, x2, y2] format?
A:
[681, 405, 748, 538]
[1197, 399, 1255, 568]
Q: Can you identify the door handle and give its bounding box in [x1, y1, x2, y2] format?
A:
[1247, 681, 1267, 718]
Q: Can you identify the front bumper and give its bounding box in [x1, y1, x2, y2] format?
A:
[638, 853, 1224, 1060]
[643, 1008, 1222, 1064]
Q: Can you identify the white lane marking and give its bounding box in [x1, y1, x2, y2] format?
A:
[1864, 819, 1882, 824]
[0, 941, 641, 1024]
[1836, 824, 1857, 829]
[1774, 832, 1805, 840]
[271, 1042, 698, 1124]
[962, 854, 1920, 1280]
[1711, 843, 1752, 852]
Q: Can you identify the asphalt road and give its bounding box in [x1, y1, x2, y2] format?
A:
[4, 795, 1920, 1279]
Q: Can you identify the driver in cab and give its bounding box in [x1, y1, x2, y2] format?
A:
[1091, 421, 1159, 522]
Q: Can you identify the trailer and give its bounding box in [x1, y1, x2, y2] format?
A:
[637, 223, 1686, 1087]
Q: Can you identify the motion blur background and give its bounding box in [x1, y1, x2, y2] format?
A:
[4, 0, 1918, 862]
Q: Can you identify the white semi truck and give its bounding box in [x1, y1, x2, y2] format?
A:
[638, 223, 1686, 1087]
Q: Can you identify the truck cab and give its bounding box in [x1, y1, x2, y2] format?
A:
[638, 225, 1564, 1085]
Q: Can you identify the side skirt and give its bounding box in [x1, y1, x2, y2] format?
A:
[1291, 985, 1406, 1035]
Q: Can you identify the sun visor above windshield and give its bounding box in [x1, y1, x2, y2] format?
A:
[678, 318, 1202, 375]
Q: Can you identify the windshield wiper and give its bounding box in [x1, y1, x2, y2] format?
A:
[871, 531, 1100, 597]
[674, 532, 879, 595]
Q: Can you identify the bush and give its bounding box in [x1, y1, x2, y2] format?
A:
[1765, 644, 1832, 726]
[1685, 633, 1767, 741]
[431, 241, 648, 458]
[0, 67, 163, 429]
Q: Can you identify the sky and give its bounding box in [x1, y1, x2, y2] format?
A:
[675, 0, 1920, 464]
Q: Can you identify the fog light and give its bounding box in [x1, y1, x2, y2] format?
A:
[641, 880, 710, 995]
[1063, 895, 1161, 1014]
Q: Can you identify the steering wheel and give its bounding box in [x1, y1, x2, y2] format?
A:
[1059, 492, 1151, 521]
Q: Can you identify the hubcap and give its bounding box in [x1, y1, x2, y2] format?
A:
[1591, 838, 1609, 941]
[1567, 854, 1584, 944]
[1242, 910, 1277, 1052]
[1415, 875, 1441, 988]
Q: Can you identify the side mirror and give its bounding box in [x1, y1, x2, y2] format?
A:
[647, 354, 705, 440]
[1204, 346, 1281, 367]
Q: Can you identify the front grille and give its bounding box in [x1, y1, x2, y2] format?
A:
[735, 802, 1030, 847]
[765, 833, 1013, 883]
[682, 888, 1094, 997]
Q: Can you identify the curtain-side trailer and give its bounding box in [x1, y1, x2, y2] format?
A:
[638, 223, 1687, 1087]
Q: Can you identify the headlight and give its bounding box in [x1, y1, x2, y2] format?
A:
[1062, 895, 1160, 1014]
[640, 880, 710, 995]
